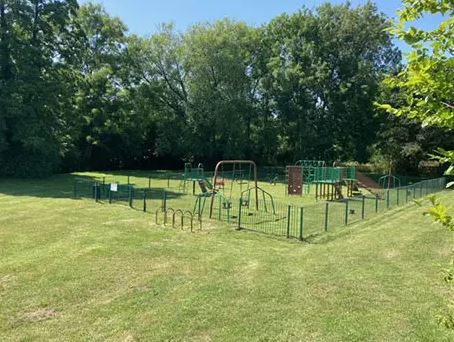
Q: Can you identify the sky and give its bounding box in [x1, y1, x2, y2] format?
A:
[77, 0, 445, 54]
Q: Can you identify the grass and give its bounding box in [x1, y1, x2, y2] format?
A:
[1, 173, 454, 341]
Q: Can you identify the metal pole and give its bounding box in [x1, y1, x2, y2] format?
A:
[286, 206, 291, 238]
[324, 202, 329, 232]
[162, 190, 167, 211]
[361, 196, 365, 219]
[218, 196, 221, 220]
[237, 198, 242, 230]
[344, 200, 349, 226]
[143, 190, 147, 212]
[299, 207, 304, 241]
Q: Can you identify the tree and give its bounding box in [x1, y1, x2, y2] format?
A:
[378, 0, 454, 172]
[70, 3, 137, 170]
[183, 19, 259, 162]
[0, 0, 79, 177]
[259, 2, 400, 163]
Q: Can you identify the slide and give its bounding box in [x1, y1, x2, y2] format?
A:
[203, 177, 213, 190]
[196, 177, 214, 195]
[356, 171, 383, 197]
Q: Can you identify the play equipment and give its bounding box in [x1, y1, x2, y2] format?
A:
[285, 160, 326, 195]
[379, 174, 401, 189]
[287, 166, 303, 196]
[344, 166, 357, 197]
[295, 160, 326, 184]
[180, 162, 207, 194]
[192, 178, 231, 217]
[355, 170, 383, 197]
[286, 160, 359, 199]
[240, 186, 276, 214]
[314, 167, 344, 200]
[313, 166, 359, 200]
[209, 160, 259, 218]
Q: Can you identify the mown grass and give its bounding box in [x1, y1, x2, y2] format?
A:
[1, 174, 453, 341]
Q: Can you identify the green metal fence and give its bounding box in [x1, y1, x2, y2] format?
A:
[235, 177, 446, 240]
[75, 176, 446, 241]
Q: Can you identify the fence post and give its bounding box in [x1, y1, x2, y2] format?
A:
[109, 188, 112, 204]
[361, 196, 365, 219]
[375, 194, 379, 213]
[386, 190, 390, 209]
[218, 195, 222, 221]
[324, 202, 329, 232]
[94, 183, 98, 202]
[143, 190, 147, 212]
[299, 207, 304, 241]
[127, 175, 130, 185]
[162, 190, 167, 211]
[148, 176, 151, 189]
[167, 175, 170, 188]
[397, 187, 400, 206]
[128, 186, 133, 207]
[405, 186, 408, 203]
[344, 200, 349, 226]
[286, 206, 291, 238]
[237, 198, 242, 230]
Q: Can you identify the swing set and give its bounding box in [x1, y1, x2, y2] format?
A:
[209, 160, 259, 218]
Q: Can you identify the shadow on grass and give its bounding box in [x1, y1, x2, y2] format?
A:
[0, 171, 187, 201]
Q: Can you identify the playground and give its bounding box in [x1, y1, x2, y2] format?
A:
[0, 174, 453, 341]
[71, 160, 446, 240]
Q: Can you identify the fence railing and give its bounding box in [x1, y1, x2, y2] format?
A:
[74, 176, 446, 240]
[241, 177, 446, 239]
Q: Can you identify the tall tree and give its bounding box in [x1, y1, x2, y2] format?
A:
[0, 0, 79, 177]
[259, 2, 400, 163]
[378, 0, 454, 173]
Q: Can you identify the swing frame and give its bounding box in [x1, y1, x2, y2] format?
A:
[209, 160, 259, 218]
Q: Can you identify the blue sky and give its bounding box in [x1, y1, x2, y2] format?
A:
[77, 0, 444, 54]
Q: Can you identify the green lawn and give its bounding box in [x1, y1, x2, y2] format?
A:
[1, 174, 454, 341]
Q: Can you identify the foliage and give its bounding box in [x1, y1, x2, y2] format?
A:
[3, 1, 449, 175]
[423, 195, 454, 231]
[0, 0, 79, 176]
[377, 0, 453, 173]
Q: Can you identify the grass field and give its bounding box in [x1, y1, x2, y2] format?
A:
[1, 174, 454, 341]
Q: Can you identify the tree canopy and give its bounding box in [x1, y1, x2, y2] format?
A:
[0, 0, 451, 177]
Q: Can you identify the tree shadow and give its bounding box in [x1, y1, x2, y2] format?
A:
[0, 172, 186, 201]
